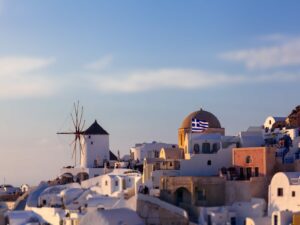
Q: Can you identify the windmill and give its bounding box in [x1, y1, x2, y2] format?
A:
[57, 101, 86, 166]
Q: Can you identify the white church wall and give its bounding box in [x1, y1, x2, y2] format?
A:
[180, 144, 233, 176]
[268, 172, 300, 216]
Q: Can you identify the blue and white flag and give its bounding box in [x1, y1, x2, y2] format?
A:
[191, 118, 209, 133]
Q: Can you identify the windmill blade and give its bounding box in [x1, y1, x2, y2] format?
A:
[57, 132, 76, 135]
[79, 135, 85, 156]
[71, 113, 76, 129]
[72, 139, 77, 158]
[57, 101, 86, 167]
[81, 120, 86, 131]
[79, 135, 85, 165]
[69, 138, 76, 146]
[78, 106, 84, 131]
[73, 139, 77, 166]
[74, 101, 79, 131]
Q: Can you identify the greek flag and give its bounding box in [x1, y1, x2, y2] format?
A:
[191, 118, 209, 133]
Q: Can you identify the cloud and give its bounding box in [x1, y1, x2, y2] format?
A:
[0, 57, 54, 75]
[220, 37, 300, 69]
[90, 68, 300, 93]
[85, 54, 113, 70]
[257, 34, 291, 42]
[0, 56, 58, 99]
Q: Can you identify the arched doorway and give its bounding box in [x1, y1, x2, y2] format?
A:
[61, 173, 74, 184]
[76, 172, 89, 182]
[175, 187, 191, 206]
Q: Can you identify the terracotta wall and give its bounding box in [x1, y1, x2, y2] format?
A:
[233, 147, 276, 177]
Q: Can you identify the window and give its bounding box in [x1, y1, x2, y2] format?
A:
[169, 162, 173, 167]
[269, 120, 272, 125]
[240, 168, 244, 179]
[246, 167, 252, 180]
[197, 189, 206, 201]
[207, 215, 212, 225]
[274, 215, 278, 225]
[193, 144, 200, 154]
[230, 217, 236, 225]
[212, 143, 220, 152]
[181, 135, 184, 146]
[115, 181, 118, 186]
[154, 150, 159, 158]
[245, 156, 252, 164]
[202, 142, 211, 153]
[105, 181, 108, 186]
[207, 160, 212, 166]
[277, 188, 283, 197]
[254, 167, 259, 177]
[91, 141, 93, 145]
[88, 135, 91, 139]
[292, 191, 296, 197]
[94, 159, 98, 168]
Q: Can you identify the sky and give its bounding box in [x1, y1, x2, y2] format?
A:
[1, 0, 300, 185]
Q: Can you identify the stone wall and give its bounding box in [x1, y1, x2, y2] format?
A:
[225, 177, 269, 205]
[137, 194, 189, 225]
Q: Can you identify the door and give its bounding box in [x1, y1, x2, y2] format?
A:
[246, 167, 252, 180]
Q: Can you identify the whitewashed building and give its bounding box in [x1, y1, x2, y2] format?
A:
[264, 116, 286, 131]
[81, 169, 142, 197]
[80, 120, 111, 168]
[130, 142, 177, 162]
[268, 172, 300, 215]
[60, 120, 118, 181]
[177, 109, 240, 176]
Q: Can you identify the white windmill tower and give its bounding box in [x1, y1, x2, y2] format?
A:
[81, 120, 110, 168]
[57, 102, 112, 169]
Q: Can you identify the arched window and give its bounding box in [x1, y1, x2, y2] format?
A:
[193, 144, 200, 154]
[245, 156, 252, 164]
[202, 142, 211, 153]
[212, 143, 220, 152]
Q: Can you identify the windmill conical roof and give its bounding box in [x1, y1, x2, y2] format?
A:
[84, 120, 109, 135]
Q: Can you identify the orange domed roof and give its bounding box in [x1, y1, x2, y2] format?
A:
[180, 109, 221, 129]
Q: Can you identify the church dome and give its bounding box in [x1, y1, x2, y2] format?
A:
[180, 109, 221, 129]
